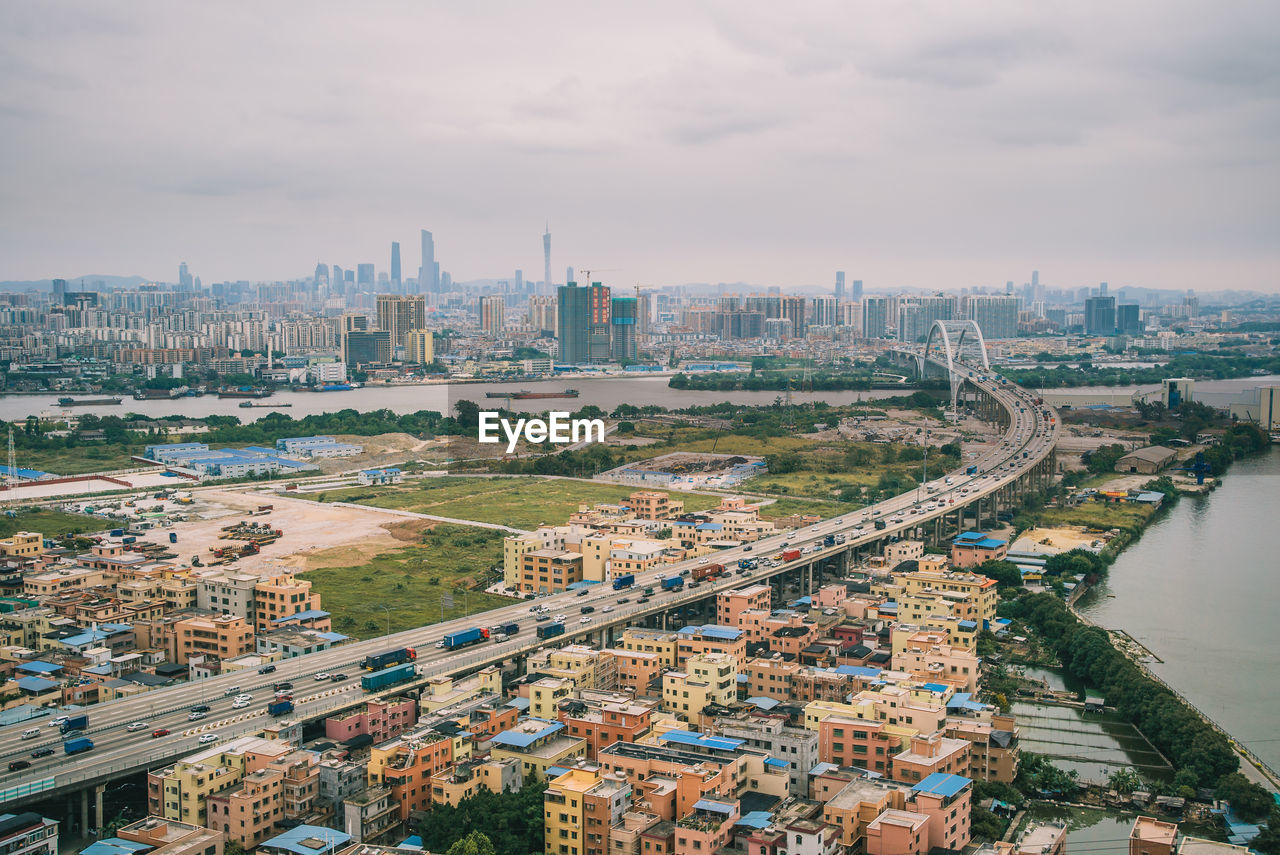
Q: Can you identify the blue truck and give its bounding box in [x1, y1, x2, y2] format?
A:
[661, 576, 684, 591]
[492, 622, 519, 637]
[612, 573, 635, 590]
[536, 622, 565, 640]
[60, 714, 88, 734]
[443, 627, 489, 650]
[737, 558, 757, 570]
[823, 534, 836, 547]
[966, 465, 979, 475]
[362, 647, 416, 671]
[64, 737, 94, 755]
[268, 699, 295, 716]
[360, 663, 416, 692]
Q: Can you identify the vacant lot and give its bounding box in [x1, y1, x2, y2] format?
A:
[1033, 502, 1157, 533]
[0, 507, 102, 539]
[18, 444, 142, 476]
[299, 524, 515, 639]
[309, 476, 724, 530]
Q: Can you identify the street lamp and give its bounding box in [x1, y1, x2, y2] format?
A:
[379, 604, 395, 637]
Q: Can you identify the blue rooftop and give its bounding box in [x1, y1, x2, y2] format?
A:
[260, 825, 352, 855]
[920, 683, 950, 694]
[80, 838, 152, 855]
[660, 729, 744, 753]
[677, 624, 743, 641]
[16, 661, 62, 674]
[691, 799, 735, 815]
[834, 665, 882, 679]
[745, 696, 781, 710]
[492, 718, 563, 749]
[764, 757, 788, 768]
[0, 465, 52, 479]
[271, 609, 331, 625]
[912, 772, 971, 799]
[16, 676, 58, 692]
[736, 811, 774, 830]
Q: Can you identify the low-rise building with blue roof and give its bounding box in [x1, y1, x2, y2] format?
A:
[258, 825, 351, 855]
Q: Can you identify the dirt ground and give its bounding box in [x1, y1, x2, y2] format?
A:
[135, 489, 421, 575]
[311, 433, 447, 474]
[1012, 525, 1105, 554]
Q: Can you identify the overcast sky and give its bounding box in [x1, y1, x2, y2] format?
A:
[1, 1, 1277, 293]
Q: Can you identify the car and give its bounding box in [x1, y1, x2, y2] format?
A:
[576, 589, 589, 597]
[223, 685, 241, 696]
[535, 614, 550, 622]
[637, 596, 651, 603]
[697, 558, 709, 565]
[780, 542, 789, 547]
[743, 545, 752, 552]
[617, 597, 630, 604]
[580, 605, 595, 614]
[49, 716, 69, 728]
[435, 640, 446, 648]
[126, 721, 147, 732]
[188, 711, 207, 721]
[258, 664, 276, 674]
[330, 673, 348, 682]
[198, 734, 218, 744]
[272, 682, 293, 691]
[231, 699, 250, 709]
[553, 614, 566, 622]
[314, 673, 330, 681]
[602, 606, 614, 613]
[9, 760, 31, 771]
[61, 730, 84, 741]
[235, 693, 253, 701]
[191, 704, 211, 713]
[31, 747, 55, 758]
[275, 693, 293, 702]
[578, 616, 591, 624]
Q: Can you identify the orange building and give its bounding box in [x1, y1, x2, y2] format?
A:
[716, 585, 771, 628]
[172, 613, 254, 665]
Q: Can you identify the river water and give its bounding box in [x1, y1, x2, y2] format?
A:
[1078, 447, 1280, 772]
[0, 376, 912, 423]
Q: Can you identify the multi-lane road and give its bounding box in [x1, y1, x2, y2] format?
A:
[0, 354, 1058, 803]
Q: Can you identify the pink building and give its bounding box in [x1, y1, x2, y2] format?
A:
[867, 773, 972, 855]
[324, 696, 417, 742]
[716, 585, 772, 631]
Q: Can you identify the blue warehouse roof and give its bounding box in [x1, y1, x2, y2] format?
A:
[912, 772, 972, 798]
[660, 729, 743, 752]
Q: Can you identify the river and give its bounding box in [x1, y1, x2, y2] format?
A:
[0, 376, 915, 423]
[1078, 447, 1280, 773]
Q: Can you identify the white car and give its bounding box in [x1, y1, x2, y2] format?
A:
[435, 640, 446, 648]
[232, 699, 251, 709]
[602, 606, 614, 613]
[314, 673, 330, 681]
[578, 616, 591, 624]
[126, 721, 147, 732]
[50, 716, 69, 728]
[697, 558, 709, 565]
[198, 734, 218, 744]
[553, 614, 567, 623]
[235, 693, 252, 702]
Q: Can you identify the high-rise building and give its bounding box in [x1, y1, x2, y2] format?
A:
[390, 242, 401, 288]
[357, 264, 375, 288]
[514, 269, 523, 292]
[529, 295, 557, 335]
[376, 294, 426, 345]
[480, 295, 506, 336]
[342, 329, 391, 365]
[332, 265, 343, 288]
[178, 262, 192, 289]
[635, 291, 652, 336]
[835, 271, 845, 301]
[1084, 296, 1117, 335]
[566, 266, 574, 286]
[52, 278, 67, 299]
[404, 329, 434, 365]
[544, 224, 553, 290]
[556, 281, 610, 364]
[964, 295, 1019, 340]
[898, 295, 956, 343]
[341, 313, 369, 333]
[863, 297, 891, 339]
[841, 300, 864, 334]
[1098, 281, 1109, 296]
[809, 296, 838, 327]
[313, 262, 328, 286]
[779, 296, 806, 338]
[610, 296, 638, 362]
[420, 230, 437, 292]
[1117, 304, 1143, 335]
[851, 279, 863, 302]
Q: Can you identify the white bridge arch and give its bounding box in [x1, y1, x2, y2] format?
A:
[920, 320, 990, 411]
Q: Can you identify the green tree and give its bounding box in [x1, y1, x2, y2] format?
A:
[446, 832, 497, 855]
[1107, 767, 1142, 794]
[977, 559, 1023, 589]
[1215, 772, 1274, 822]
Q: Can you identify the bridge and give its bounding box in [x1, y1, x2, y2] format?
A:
[907, 320, 992, 412]
[0, 351, 1059, 828]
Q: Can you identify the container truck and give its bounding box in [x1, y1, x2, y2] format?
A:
[536, 622, 565, 640]
[492, 622, 519, 637]
[64, 737, 94, 755]
[611, 573, 635, 590]
[660, 576, 684, 591]
[781, 549, 801, 562]
[443, 627, 490, 650]
[268, 699, 295, 716]
[60, 714, 88, 734]
[361, 647, 417, 671]
[360, 662, 416, 692]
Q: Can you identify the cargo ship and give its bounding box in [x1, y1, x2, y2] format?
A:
[239, 401, 292, 408]
[217, 386, 272, 399]
[486, 389, 579, 400]
[58, 396, 123, 406]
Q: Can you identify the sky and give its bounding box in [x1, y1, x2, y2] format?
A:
[1, 1, 1277, 293]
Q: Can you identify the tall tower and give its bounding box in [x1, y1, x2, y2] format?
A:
[420, 230, 437, 293]
[391, 242, 401, 289]
[543, 223, 552, 290]
[835, 271, 845, 301]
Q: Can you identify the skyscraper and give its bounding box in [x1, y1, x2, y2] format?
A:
[1117, 304, 1142, 335]
[376, 294, 426, 346]
[357, 264, 375, 288]
[1099, 281, 1109, 296]
[543, 223, 552, 290]
[964, 295, 1019, 340]
[610, 296, 638, 362]
[420, 230, 437, 292]
[480, 295, 506, 336]
[851, 279, 863, 302]
[566, 266, 574, 286]
[1084, 296, 1117, 335]
[514, 269, 523, 292]
[178, 262, 192, 289]
[897, 295, 956, 343]
[835, 271, 845, 301]
[862, 297, 890, 339]
[391, 242, 401, 288]
[313, 263, 327, 286]
[557, 281, 610, 364]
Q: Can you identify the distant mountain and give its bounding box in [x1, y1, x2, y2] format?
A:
[0, 275, 153, 291]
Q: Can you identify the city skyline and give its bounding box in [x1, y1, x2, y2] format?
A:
[1, 3, 1277, 292]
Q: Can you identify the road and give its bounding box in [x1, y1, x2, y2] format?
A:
[0, 354, 1058, 802]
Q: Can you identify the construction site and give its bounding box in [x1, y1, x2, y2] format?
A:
[598, 451, 767, 488]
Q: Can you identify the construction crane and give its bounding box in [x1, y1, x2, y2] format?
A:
[578, 268, 617, 285]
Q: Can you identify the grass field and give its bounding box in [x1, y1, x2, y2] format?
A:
[0, 507, 102, 539]
[752, 497, 842, 519]
[1033, 502, 1157, 533]
[299, 524, 515, 639]
[18, 445, 143, 476]
[311, 476, 724, 530]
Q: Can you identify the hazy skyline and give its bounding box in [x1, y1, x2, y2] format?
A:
[1, 2, 1277, 293]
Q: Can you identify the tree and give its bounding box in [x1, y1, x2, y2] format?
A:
[1215, 772, 1274, 822]
[446, 832, 497, 855]
[1107, 767, 1142, 795]
[977, 559, 1023, 590]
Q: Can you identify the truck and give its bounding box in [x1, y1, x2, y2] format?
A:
[60, 714, 88, 734]
[268, 699, 295, 716]
[823, 534, 836, 547]
[737, 558, 757, 570]
[536, 622, 565, 640]
[360, 662, 416, 692]
[873, 519, 887, 530]
[64, 737, 94, 755]
[443, 627, 490, 650]
[492, 622, 519, 637]
[362, 647, 417, 671]
[966, 465, 979, 475]
[611, 573, 635, 590]
[660, 576, 684, 591]
[691, 563, 724, 582]
[781, 549, 801, 563]
[169, 532, 178, 543]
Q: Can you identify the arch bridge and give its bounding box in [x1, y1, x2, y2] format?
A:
[919, 320, 990, 411]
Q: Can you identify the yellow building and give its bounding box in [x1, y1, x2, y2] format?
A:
[0, 531, 42, 558]
[662, 652, 737, 721]
[491, 718, 587, 782]
[429, 756, 523, 808]
[530, 677, 576, 720]
[618, 628, 678, 667]
[527, 645, 618, 692]
[544, 765, 633, 855]
[147, 736, 292, 826]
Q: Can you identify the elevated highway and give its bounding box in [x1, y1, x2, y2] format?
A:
[0, 351, 1059, 822]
